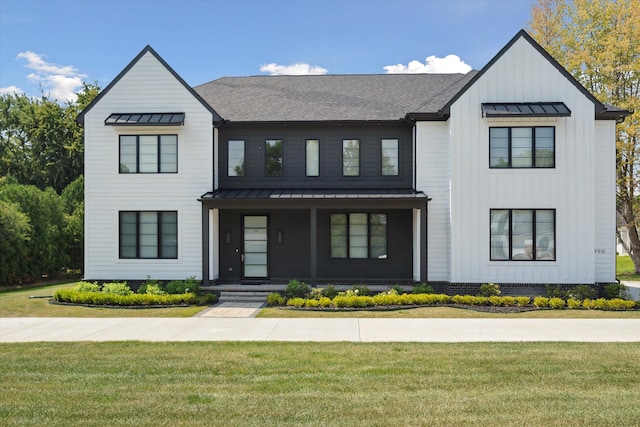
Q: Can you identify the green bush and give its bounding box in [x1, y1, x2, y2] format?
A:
[533, 296, 549, 308]
[53, 288, 196, 306]
[166, 277, 200, 295]
[305, 298, 320, 308]
[389, 284, 405, 294]
[604, 283, 630, 300]
[318, 297, 332, 307]
[567, 298, 582, 309]
[352, 284, 371, 296]
[266, 293, 285, 306]
[101, 282, 133, 296]
[195, 293, 218, 306]
[545, 285, 566, 299]
[605, 298, 635, 310]
[321, 284, 339, 299]
[548, 297, 566, 309]
[412, 283, 434, 294]
[479, 283, 501, 297]
[568, 285, 596, 300]
[514, 297, 530, 307]
[285, 280, 309, 299]
[144, 284, 166, 295]
[73, 281, 100, 293]
[286, 297, 306, 308]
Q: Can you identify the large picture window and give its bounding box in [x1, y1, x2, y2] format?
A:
[490, 209, 555, 261]
[120, 211, 177, 259]
[342, 139, 360, 176]
[265, 139, 284, 177]
[119, 135, 177, 173]
[228, 140, 245, 176]
[489, 127, 554, 168]
[331, 213, 387, 259]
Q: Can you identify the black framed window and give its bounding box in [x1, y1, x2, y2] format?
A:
[119, 135, 177, 173]
[228, 140, 245, 177]
[381, 138, 399, 176]
[490, 209, 555, 261]
[489, 127, 554, 168]
[342, 139, 360, 176]
[265, 139, 283, 177]
[306, 139, 320, 177]
[331, 213, 387, 259]
[119, 211, 177, 259]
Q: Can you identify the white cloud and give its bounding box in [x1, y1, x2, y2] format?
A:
[383, 54, 472, 74]
[260, 62, 328, 75]
[16, 51, 87, 102]
[0, 85, 23, 95]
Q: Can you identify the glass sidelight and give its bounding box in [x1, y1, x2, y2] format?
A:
[243, 215, 268, 278]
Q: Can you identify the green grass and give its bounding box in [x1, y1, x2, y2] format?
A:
[0, 342, 638, 426]
[617, 255, 640, 280]
[0, 282, 207, 317]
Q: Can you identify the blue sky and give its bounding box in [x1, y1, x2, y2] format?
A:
[0, 0, 534, 102]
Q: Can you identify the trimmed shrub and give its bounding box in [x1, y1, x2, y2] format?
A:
[515, 297, 530, 307]
[548, 297, 566, 309]
[533, 296, 549, 308]
[568, 285, 596, 301]
[166, 277, 200, 295]
[144, 284, 166, 295]
[321, 284, 339, 299]
[479, 283, 501, 297]
[101, 282, 133, 296]
[53, 288, 196, 306]
[604, 283, 631, 300]
[352, 284, 371, 296]
[73, 281, 100, 293]
[605, 298, 636, 310]
[285, 280, 309, 299]
[286, 297, 306, 308]
[412, 283, 434, 294]
[266, 293, 285, 306]
[545, 285, 566, 299]
[318, 297, 332, 307]
[567, 298, 582, 309]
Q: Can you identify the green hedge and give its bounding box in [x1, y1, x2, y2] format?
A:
[280, 290, 636, 311]
[53, 288, 196, 306]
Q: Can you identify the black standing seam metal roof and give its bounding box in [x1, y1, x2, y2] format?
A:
[481, 102, 571, 118]
[200, 188, 428, 201]
[105, 112, 185, 126]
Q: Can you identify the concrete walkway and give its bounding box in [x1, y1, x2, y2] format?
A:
[1, 317, 639, 342]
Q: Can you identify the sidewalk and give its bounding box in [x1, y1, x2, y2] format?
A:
[2, 317, 639, 342]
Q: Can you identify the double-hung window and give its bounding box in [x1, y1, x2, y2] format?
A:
[119, 135, 177, 173]
[265, 139, 284, 177]
[381, 139, 399, 176]
[342, 139, 360, 176]
[306, 139, 320, 176]
[228, 140, 245, 176]
[489, 127, 554, 168]
[119, 211, 177, 259]
[490, 209, 555, 261]
[331, 213, 387, 259]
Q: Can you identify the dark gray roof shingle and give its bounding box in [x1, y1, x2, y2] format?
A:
[194, 73, 477, 122]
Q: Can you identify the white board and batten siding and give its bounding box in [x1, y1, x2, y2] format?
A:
[445, 36, 612, 284]
[415, 121, 451, 282]
[84, 51, 213, 281]
[594, 120, 617, 282]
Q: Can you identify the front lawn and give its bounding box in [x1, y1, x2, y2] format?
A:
[0, 342, 638, 426]
[617, 254, 640, 280]
[0, 282, 207, 317]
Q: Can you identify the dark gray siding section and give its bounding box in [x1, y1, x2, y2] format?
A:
[218, 208, 413, 282]
[218, 123, 413, 189]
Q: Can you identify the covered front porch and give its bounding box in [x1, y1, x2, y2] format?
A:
[199, 189, 429, 286]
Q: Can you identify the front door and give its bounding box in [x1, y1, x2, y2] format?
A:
[242, 215, 269, 279]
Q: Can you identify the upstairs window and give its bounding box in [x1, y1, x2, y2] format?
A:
[381, 139, 399, 176]
[265, 139, 284, 177]
[306, 139, 320, 177]
[228, 140, 245, 177]
[331, 213, 387, 259]
[490, 209, 555, 261]
[489, 127, 554, 168]
[342, 139, 360, 176]
[119, 135, 177, 173]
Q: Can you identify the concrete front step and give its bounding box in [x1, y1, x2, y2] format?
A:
[218, 291, 273, 303]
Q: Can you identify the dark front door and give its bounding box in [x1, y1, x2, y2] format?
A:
[242, 215, 269, 279]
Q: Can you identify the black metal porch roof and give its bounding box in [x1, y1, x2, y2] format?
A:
[200, 188, 428, 201]
[481, 102, 571, 118]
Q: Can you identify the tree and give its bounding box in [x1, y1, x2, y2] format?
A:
[0, 82, 100, 194]
[529, 0, 640, 272]
[0, 199, 31, 286]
